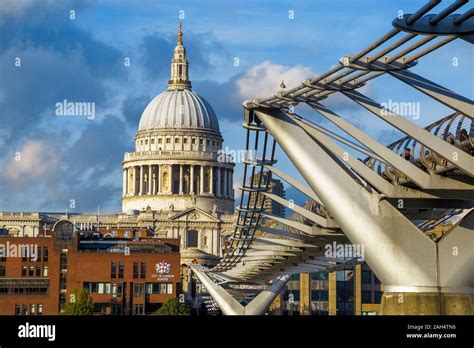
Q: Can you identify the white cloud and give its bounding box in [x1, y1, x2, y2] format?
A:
[3, 140, 60, 181]
[235, 61, 315, 100]
[234, 60, 375, 111]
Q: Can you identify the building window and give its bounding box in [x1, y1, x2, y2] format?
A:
[43, 247, 48, 262]
[0, 265, 6, 277]
[362, 271, 372, 284]
[30, 304, 36, 315]
[15, 304, 20, 316]
[60, 253, 67, 269]
[166, 138, 171, 144]
[29, 266, 34, 277]
[22, 304, 27, 315]
[145, 283, 173, 295]
[311, 272, 329, 281]
[145, 139, 148, 145]
[362, 291, 372, 303]
[83, 282, 112, 294]
[374, 291, 383, 303]
[175, 138, 180, 143]
[60, 273, 67, 290]
[112, 283, 123, 297]
[206, 140, 209, 145]
[133, 284, 144, 297]
[37, 248, 41, 262]
[199, 139, 203, 145]
[35, 266, 41, 277]
[111, 262, 117, 278]
[118, 262, 124, 278]
[291, 274, 300, 281]
[133, 262, 139, 279]
[191, 138, 196, 144]
[151, 139, 155, 144]
[21, 266, 27, 277]
[38, 304, 43, 315]
[203, 236, 207, 246]
[59, 293, 66, 308]
[158, 138, 162, 144]
[183, 138, 188, 144]
[187, 230, 198, 248]
[111, 304, 122, 315]
[336, 270, 355, 316]
[311, 290, 328, 301]
[132, 304, 145, 315]
[43, 266, 48, 277]
[140, 263, 146, 279]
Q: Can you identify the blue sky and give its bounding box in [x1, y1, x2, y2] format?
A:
[0, 0, 472, 213]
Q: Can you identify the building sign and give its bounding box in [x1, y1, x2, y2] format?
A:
[151, 261, 175, 280]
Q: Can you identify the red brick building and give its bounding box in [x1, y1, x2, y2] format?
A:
[0, 221, 180, 315]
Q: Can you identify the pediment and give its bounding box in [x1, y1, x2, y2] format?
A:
[168, 207, 221, 222]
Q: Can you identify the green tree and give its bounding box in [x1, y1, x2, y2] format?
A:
[155, 298, 191, 315]
[62, 288, 94, 315]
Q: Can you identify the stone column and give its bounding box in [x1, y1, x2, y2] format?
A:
[148, 165, 152, 194]
[217, 167, 221, 197]
[200, 165, 204, 194]
[179, 165, 183, 194]
[223, 168, 228, 198]
[156, 165, 159, 194]
[134, 166, 139, 195]
[169, 165, 173, 193]
[122, 168, 127, 197]
[158, 165, 162, 194]
[151, 166, 155, 194]
[210, 166, 214, 195]
[190, 165, 195, 194]
[139, 165, 143, 195]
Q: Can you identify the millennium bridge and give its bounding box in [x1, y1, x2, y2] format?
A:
[190, 0, 474, 315]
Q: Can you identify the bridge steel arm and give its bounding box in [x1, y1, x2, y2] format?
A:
[264, 164, 323, 204]
[309, 101, 474, 189]
[244, 275, 291, 315]
[290, 116, 396, 196]
[191, 267, 246, 315]
[388, 69, 474, 118]
[262, 192, 339, 228]
[292, 114, 472, 199]
[342, 89, 474, 175]
[254, 106, 438, 287]
[191, 265, 290, 315]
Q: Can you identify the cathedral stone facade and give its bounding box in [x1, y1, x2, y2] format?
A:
[0, 24, 236, 269]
